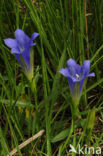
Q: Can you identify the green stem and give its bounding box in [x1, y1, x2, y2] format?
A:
[30, 78, 39, 133]
[72, 99, 81, 120]
[31, 78, 38, 110]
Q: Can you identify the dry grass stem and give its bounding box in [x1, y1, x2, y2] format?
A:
[7, 129, 45, 156]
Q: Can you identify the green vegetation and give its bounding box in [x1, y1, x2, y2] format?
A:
[0, 0, 103, 155]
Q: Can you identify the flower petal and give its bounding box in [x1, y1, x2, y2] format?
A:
[59, 68, 69, 77]
[15, 53, 29, 71]
[11, 47, 20, 54]
[67, 77, 75, 96]
[31, 43, 36, 46]
[67, 58, 81, 77]
[15, 29, 30, 47]
[4, 38, 17, 48]
[81, 60, 90, 77]
[22, 47, 30, 70]
[79, 78, 85, 96]
[67, 59, 77, 75]
[31, 33, 39, 41]
[88, 73, 95, 77]
[15, 54, 22, 67]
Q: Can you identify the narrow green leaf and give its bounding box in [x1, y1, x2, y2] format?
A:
[51, 129, 70, 143]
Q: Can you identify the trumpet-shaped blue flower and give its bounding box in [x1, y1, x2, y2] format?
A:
[4, 29, 39, 72]
[59, 58, 95, 98]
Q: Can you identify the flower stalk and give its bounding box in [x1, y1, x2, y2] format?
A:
[72, 99, 80, 120]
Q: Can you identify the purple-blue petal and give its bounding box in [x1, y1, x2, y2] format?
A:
[11, 47, 20, 54]
[31, 33, 39, 41]
[79, 72, 95, 96]
[59, 58, 95, 98]
[72, 77, 80, 82]
[4, 38, 17, 48]
[67, 77, 75, 96]
[4, 29, 39, 73]
[59, 68, 69, 77]
[81, 60, 90, 77]
[79, 78, 85, 95]
[67, 58, 81, 77]
[15, 54, 22, 67]
[31, 43, 36, 46]
[59, 67, 75, 95]
[88, 73, 95, 77]
[15, 29, 30, 47]
[22, 47, 30, 70]
[67, 59, 77, 76]
[15, 52, 30, 71]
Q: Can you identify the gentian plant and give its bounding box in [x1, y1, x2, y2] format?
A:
[4, 29, 39, 82]
[59, 58, 95, 119]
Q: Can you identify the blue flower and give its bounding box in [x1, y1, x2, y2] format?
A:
[4, 29, 39, 72]
[59, 58, 95, 98]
